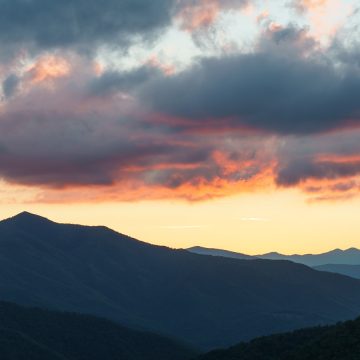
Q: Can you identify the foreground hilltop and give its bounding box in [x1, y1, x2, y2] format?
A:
[0, 301, 196, 360]
[2, 212, 360, 349]
[197, 316, 360, 360]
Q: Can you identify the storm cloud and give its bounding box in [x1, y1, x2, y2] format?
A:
[140, 43, 360, 135]
[76, 25, 360, 136]
[0, 58, 272, 200]
[0, 0, 179, 53]
[276, 159, 360, 186]
[89, 66, 160, 97]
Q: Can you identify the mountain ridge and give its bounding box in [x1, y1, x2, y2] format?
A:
[188, 245, 360, 267]
[2, 212, 360, 349]
[315, 264, 360, 279]
[187, 246, 254, 260]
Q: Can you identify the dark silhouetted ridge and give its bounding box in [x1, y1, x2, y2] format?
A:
[3, 211, 53, 225]
[197, 316, 360, 360]
[0, 301, 197, 360]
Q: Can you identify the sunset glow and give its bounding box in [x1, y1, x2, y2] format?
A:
[1, 0, 360, 254]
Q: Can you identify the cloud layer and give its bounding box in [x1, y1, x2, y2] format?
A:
[0, 0, 360, 202]
[140, 27, 360, 135]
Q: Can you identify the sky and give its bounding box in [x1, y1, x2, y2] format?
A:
[1, 0, 360, 254]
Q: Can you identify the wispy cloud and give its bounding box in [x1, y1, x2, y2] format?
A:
[157, 225, 205, 229]
[240, 217, 270, 222]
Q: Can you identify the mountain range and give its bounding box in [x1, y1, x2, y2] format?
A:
[257, 248, 360, 266]
[188, 246, 360, 278]
[2, 212, 360, 350]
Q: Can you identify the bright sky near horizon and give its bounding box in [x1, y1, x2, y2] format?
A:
[1, 0, 360, 254]
[2, 189, 360, 255]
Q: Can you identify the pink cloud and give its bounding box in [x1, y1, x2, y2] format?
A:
[299, 0, 352, 44]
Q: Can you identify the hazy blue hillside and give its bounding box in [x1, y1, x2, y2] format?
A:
[315, 264, 360, 279]
[187, 246, 254, 260]
[197, 316, 360, 360]
[188, 245, 360, 267]
[0, 301, 196, 360]
[258, 248, 360, 266]
[2, 212, 360, 349]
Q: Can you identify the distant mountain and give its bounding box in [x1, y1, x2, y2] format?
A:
[3, 213, 360, 349]
[0, 301, 196, 360]
[257, 248, 360, 267]
[187, 246, 254, 260]
[315, 264, 360, 279]
[197, 316, 360, 360]
[187, 245, 360, 267]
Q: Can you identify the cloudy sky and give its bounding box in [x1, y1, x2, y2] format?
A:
[1, 0, 360, 254]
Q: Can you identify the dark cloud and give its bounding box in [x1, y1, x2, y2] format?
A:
[0, 0, 178, 53]
[0, 109, 265, 193]
[136, 28, 360, 135]
[273, 129, 360, 192]
[88, 66, 159, 97]
[2, 74, 20, 98]
[276, 159, 360, 186]
[330, 181, 359, 192]
[0, 65, 269, 193]
[0, 138, 182, 187]
[303, 181, 360, 202]
[298, 179, 359, 195]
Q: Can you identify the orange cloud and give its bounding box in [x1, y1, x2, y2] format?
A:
[27, 55, 71, 83]
[316, 154, 360, 164]
[290, 155, 360, 201]
[93, 61, 105, 76]
[29, 166, 275, 204]
[212, 150, 258, 177]
[178, 0, 221, 32]
[146, 55, 176, 76]
[268, 22, 283, 32]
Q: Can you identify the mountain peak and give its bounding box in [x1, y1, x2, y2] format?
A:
[344, 247, 360, 253]
[262, 251, 282, 256]
[2, 211, 53, 226]
[16, 211, 39, 217]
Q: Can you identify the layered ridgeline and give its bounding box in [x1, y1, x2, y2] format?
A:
[314, 264, 360, 279]
[197, 316, 360, 360]
[187, 246, 253, 260]
[257, 248, 360, 266]
[188, 246, 360, 279]
[0, 301, 196, 360]
[2, 213, 360, 349]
